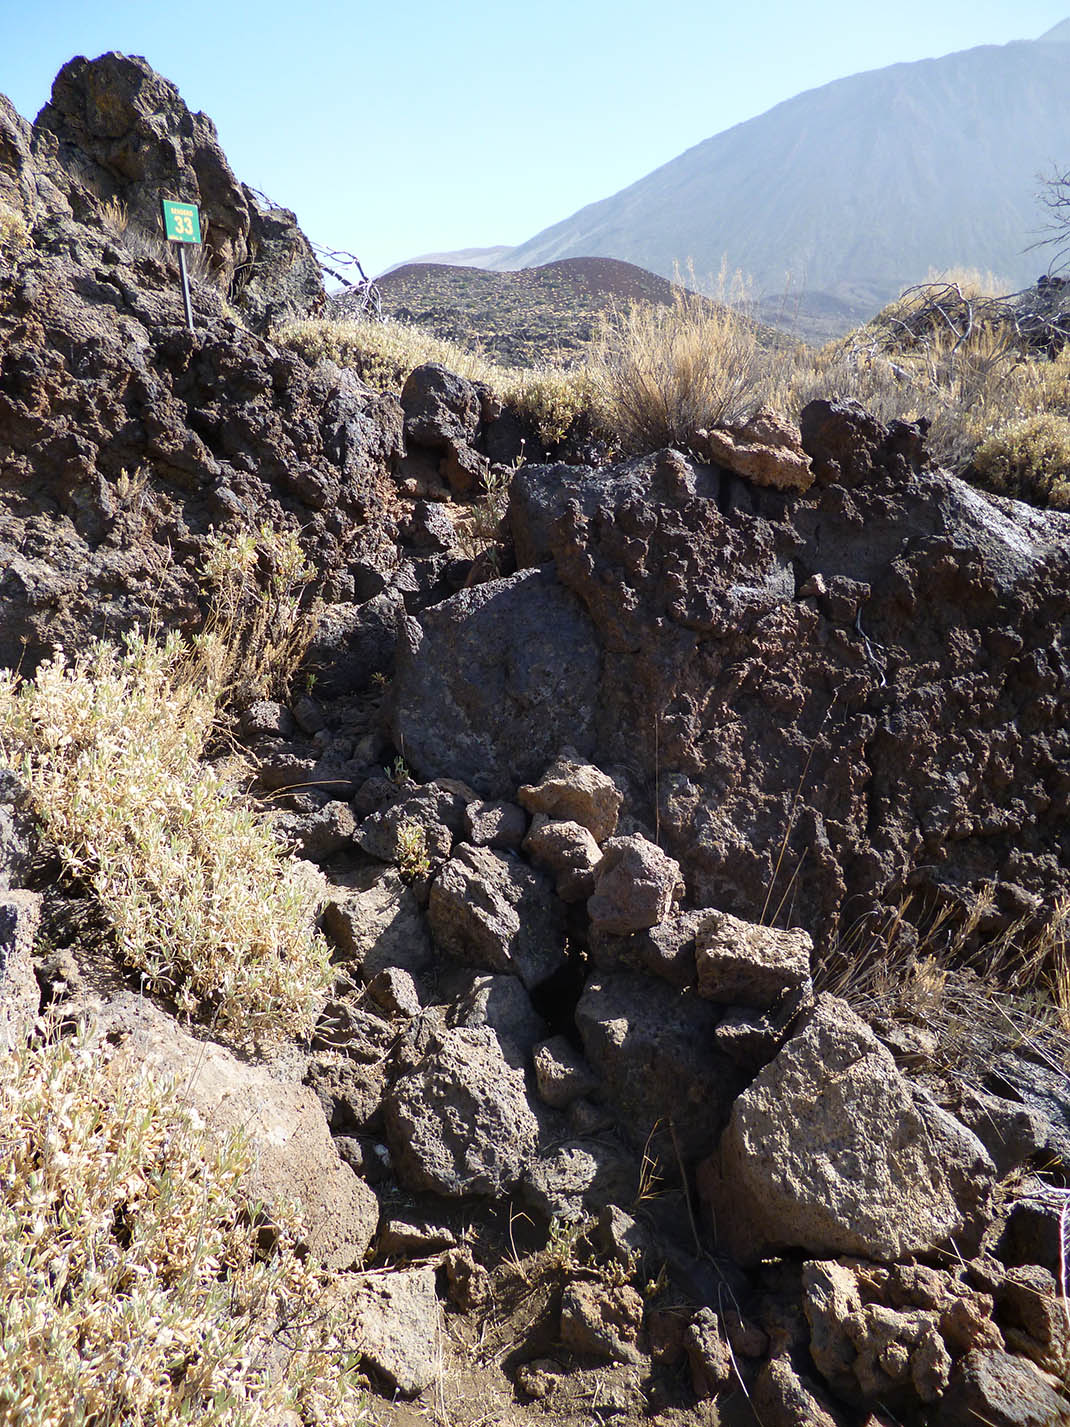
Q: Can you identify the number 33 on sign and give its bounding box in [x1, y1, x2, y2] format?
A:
[161, 199, 202, 244]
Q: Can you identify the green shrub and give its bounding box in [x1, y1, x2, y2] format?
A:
[971, 412, 1070, 509]
[0, 1022, 365, 1427]
[0, 631, 331, 1044]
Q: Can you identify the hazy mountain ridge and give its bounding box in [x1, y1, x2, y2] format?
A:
[419, 29, 1070, 333]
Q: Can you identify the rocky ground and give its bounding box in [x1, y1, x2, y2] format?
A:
[3, 51, 1070, 1427]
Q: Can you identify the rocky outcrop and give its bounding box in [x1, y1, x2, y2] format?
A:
[394, 423, 1070, 961]
[33, 52, 323, 329]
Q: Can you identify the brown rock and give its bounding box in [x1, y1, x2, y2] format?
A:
[587, 834, 683, 934]
[694, 909, 813, 1008]
[697, 407, 814, 491]
[338, 1266, 443, 1396]
[560, 1279, 644, 1364]
[518, 747, 622, 844]
[937, 1349, 1070, 1426]
[701, 996, 996, 1264]
[523, 815, 602, 902]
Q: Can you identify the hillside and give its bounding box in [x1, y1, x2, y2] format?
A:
[357, 256, 786, 366]
[4, 48, 1070, 1427]
[487, 28, 1070, 332]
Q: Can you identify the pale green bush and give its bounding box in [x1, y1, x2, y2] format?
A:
[0, 1023, 365, 1427]
[0, 631, 331, 1044]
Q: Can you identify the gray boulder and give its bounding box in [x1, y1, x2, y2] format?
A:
[336, 1266, 443, 1396]
[694, 909, 813, 1008]
[321, 865, 434, 979]
[451, 972, 548, 1059]
[587, 834, 683, 934]
[521, 1140, 638, 1222]
[391, 567, 601, 799]
[576, 972, 741, 1158]
[427, 844, 566, 989]
[384, 1026, 539, 1196]
[700, 996, 996, 1264]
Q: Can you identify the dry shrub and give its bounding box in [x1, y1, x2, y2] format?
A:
[272, 315, 592, 448]
[972, 412, 1070, 509]
[0, 631, 331, 1045]
[588, 268, 765, 452]
[0, 1021, 364, 1427]
[0, 203, 31, 253]
[200, 523, 319, 705]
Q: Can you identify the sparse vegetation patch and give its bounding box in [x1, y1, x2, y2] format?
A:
[0, 1021, 364, 1427]
[0, 631, 331, 1044]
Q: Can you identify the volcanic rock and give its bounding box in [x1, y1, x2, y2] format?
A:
[701, 995, 996, 1263]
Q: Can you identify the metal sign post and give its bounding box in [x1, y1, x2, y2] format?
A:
[160, 199, 202, 334]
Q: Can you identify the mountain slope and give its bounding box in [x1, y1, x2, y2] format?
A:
[493, 33, 1070, 323]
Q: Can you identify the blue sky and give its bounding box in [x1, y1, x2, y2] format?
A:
[3, 0, 1069, 273]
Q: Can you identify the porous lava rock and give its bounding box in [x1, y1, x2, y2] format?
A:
[695, 406, 814, 491]
[0, 63, 401, 675]
[383, 1026, 539, 1196]
[392, 567, 602, 798]
[587, 833, 683, 934]
[700, 995, 996, 1264]
[391, 431, 1070, 961]
[33, 52, 323, 329]
[427, 843, 567, 988]
[517, 747, 623, 843]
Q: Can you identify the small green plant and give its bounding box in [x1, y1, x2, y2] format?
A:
[386, 754, 412, 787]
[0, 1021, 365, 1427]
[396, 819, 431, 882]
[0, 631, 332, 1045]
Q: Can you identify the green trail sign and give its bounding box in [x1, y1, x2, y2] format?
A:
[160, 198, 202, 333]
[161, 199, 202, 244]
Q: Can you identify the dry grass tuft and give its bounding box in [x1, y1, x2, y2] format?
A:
[272, 314, 596, 449]
[588, 266, 765, 452]
[199, 523, 319, 705]
[0, 630, 331, 1045]
[0, 203, 31, 253]
[0, 1020, 365, 1427]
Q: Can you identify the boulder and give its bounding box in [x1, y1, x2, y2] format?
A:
[560, 1280, 644, 1364]
[753, 1355, 847, 1427]
[391, 568, 601, 799]
[106, 1003, 378, 1269]
[695, 407, 814, 492]
[384, 1026, 539, 1196]
[518, 747, 622, 844]
[451, 972, 548, 1058]
[321, 866, 434, 980]
[337, 1266, 443, 1396]
[522, 815, 602, 902]
[34, 52, 323, 329]
[533, 1035, 600, 1109]
[463, 798, 528, 850]
[589, 909, 702, 988]
[521, 1140, 637, 1222]
[936, 1349, 1070, 1426]
[700, 996, 996, 1263]
[427, 844, 566, 988]
[587, 834, 683, 934]
[694, 909, 813, 1008]
[576, 972, 741, 1158]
